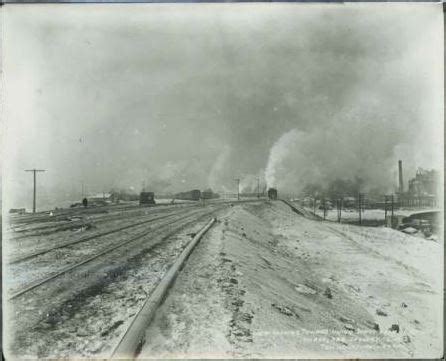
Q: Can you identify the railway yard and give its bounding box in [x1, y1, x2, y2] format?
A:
[3, 199, 443, 359]
[3, 3, 444, 359]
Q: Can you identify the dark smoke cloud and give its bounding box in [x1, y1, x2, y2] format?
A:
[2, 4, 443, 210]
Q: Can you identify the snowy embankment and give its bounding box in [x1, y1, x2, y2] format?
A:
[139, 201, 442, 359]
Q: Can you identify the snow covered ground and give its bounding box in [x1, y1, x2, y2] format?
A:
[4, 203, 226, 358]
[4, 200, 442, 358]
[139, 201, 443, 358]
[299, 204, 441, 224]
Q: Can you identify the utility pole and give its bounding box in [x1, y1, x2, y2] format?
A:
[234, 178, 240, 201]
[385, 194, 395, 227]
[358, 193, 362, 225]
[336, 199, 339, 222]
[337, 198, 343, 223]
[81, 183, 88, 199]
[325, 199, 328, 220]
[391, 194, 394, 228]
[256, 177, 260, 199]
[25, 169, 46, 213]
[340, 198, 343, 222]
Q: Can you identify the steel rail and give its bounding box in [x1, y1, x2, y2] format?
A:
[8, 207, 201, 265]
[110, 217, 217, 359]
[8, 204, 197, 239]
[8, 202, 197, 233]
[280, 199, 323, 220]
[7, 201, 198, 227]
[8, 208, 218, 300]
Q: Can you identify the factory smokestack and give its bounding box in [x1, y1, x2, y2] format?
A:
[398, 160, 404, 193]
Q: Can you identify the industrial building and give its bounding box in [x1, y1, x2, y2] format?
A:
[397, 161, 439, 208]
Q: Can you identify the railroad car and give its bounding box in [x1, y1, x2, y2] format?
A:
[267, 188, 278, 200]
[201, 190, 220, 199]
[139, 192, 156, 205]
[174, 189, 201, 201]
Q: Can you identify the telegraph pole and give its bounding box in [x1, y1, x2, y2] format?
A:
[337, 198, 343, 223]
[25, 169, 46, 213]
[234, 178, 240, 201]
[391, 194, 394, 227]
[256, 177, 260, 198]
[323, 198, 327, 220]
[358, 193, 366, 225]
[358, 193, 362, 225]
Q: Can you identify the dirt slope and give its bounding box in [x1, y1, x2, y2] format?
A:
[139, 201, 442, 359]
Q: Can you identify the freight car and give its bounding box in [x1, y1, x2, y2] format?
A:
[174, 189, 201, 201]
[267, 188, 278, 200]
[201, 189, 220, 199]
[139, 192, 156, 205]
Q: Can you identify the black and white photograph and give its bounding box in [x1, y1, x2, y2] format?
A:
[1, 3, 444, 359]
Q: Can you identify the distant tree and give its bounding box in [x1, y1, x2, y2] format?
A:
[353, 176, 364, 194]
[325, 176, 364, 201]
[326, 179, 351, 199]
[302, 183, 324, 198]
[302, 176, 366, 201]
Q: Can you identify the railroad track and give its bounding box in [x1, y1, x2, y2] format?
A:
[6, 206, 137, 236]
[7, 200, 210, 229]
[8, 206, 202, 265]
[7, 203, 198, 240]
[8, 199, 260, 238]
[7, 205, 223, 358]
[7, 204, 133, 227]
[111, 217, 216, 359]
[7, 199, 261, 233]
[8, 205, 223, 300]
[280, 199, 323, 220]
[7, 200, 275, 357]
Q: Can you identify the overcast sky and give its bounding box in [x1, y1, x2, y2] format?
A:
[2, 3, 443, 210]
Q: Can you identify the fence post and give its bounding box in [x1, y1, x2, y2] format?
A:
[340, 198, 343, 223]
[336, 199, 340, 222]
[391, 194, 394, 228]
[358, 193, 362, 225]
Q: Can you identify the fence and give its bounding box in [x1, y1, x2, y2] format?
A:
[296, 193, 440, 228]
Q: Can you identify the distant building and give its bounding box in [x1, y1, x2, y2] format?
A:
[407, 169, 439, 196]
[90, 192, 112, 200]
[343, 196, 356, 207]
[85, 192, 113, 206]
[9, 208, 26, 214]
[397, 168, 439, 208]
[110, 190, 139, 202]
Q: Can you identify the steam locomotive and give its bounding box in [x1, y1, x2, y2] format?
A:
[268, 188, 278, 200]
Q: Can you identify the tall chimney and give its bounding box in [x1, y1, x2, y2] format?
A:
[398, 160, 404, 193]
